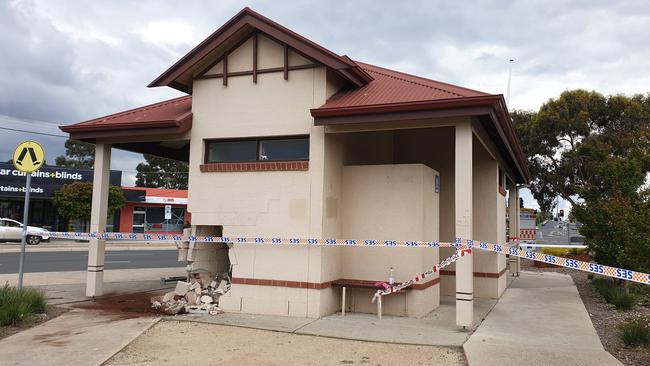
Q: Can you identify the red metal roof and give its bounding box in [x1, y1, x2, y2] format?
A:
[314, 62, 490, 113]
[61, 96, 192, 133]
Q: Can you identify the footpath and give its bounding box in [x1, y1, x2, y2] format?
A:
[0, 267, 622, 365]
[464, 271, 622, 365]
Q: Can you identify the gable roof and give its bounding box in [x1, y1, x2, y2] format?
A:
[60, 96, 192, 139]
[148, 7, 373, 93]
[313, 62, 490, 116]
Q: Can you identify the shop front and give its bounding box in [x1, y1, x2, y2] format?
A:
[120, 187, 189, 234]
[0, 162, 121, 231]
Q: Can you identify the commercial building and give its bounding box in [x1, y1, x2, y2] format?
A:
[60, 8, 530, 327]
[0, 162, 188, 233]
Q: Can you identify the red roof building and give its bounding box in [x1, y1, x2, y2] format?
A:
[60, 7, 530, 324]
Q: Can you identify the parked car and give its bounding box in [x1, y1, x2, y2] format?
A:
[0, 218, 50, 245]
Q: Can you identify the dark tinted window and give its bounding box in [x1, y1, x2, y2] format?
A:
[259, 138, 309, 161]
[208, 140, 257, 162]
[206, 137, 309, 163]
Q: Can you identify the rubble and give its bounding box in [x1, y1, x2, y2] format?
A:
[151, 271, 232, 316]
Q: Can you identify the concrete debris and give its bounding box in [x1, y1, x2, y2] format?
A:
[151, 272, 231, 316]
[174, 281, 190, 296]
[200, 295, 213, 304]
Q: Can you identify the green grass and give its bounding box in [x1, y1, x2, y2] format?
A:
[0, 284, 47, 326]
[592, 278, 637, 310]
[618, 317, 650, 347]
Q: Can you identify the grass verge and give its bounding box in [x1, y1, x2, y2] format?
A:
[0, 284, 47, 326]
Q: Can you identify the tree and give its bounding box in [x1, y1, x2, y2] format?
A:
[512, 90, 650, 213]
[135, 154, 188, 189]
[53, 182, 125, 222]
[512, 89, 650, 271]
[55, 140, 95, 168]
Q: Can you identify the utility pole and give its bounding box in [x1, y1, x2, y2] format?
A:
[506, 59, 514, 106]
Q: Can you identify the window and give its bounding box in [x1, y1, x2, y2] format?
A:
[206, 136, 309, 163]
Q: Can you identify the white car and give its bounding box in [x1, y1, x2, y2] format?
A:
[0, 218, 50, 245]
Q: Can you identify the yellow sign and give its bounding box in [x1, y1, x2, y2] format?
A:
[12, 140, 45, 173]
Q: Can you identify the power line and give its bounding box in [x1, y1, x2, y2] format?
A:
[0, 115, 63, 126]
[0, 126, 67, 138]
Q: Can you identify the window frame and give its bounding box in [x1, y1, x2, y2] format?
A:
[204, 135, 310, 163]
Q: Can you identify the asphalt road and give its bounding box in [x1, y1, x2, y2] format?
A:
[0, 250, 184, 274]
[536, 220, 582, 245]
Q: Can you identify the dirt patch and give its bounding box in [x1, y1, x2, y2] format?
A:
[72, 291, 165, 319]
[0, 306, 68, 340]
[105, 320, 467, 366]
[522, 260, 650, 366]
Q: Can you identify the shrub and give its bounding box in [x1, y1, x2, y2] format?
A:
[541, 247, 588, 257]
[591, 278, 637, 310]
[618, 317, 650, 347]
[611, 292, 637, 310]
[0, 284, 47, 326]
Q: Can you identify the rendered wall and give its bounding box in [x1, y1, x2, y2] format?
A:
[190, 34, 337, 317]
[339, 164, 440, 317]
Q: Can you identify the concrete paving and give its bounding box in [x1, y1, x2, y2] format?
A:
[178, 295, 498, 347]
[464, 271, 621, 366]
[0, 308, 160, 366]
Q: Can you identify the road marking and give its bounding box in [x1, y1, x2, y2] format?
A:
[105, 260, 131, 264]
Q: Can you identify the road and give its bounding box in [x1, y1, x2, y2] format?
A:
[0, 250, 183, 274]
[536, 220, 582, 245]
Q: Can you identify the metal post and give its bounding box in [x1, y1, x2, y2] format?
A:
[17, 173, 31, 289]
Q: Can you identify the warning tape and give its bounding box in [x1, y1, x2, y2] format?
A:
[469, 239, 650, 286]
[377, 247, 472, 297]
[37, 231, 455, 248]
[38, 231, 650, 285]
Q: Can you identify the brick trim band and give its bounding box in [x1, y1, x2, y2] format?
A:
[232, 276, 440, 290]
[439, 267, 508, 278]
[200, 161, 309, 172]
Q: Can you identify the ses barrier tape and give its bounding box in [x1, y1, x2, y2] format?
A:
[376, 248, 472, 299]
[38, 231, 650, 285]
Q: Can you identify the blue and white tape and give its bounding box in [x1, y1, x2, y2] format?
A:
[37, 231, 650, 285]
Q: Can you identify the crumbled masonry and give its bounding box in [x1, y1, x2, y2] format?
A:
[151, 272, 231, 316]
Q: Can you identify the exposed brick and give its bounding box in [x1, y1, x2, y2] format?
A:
[200, 161, 310, 173]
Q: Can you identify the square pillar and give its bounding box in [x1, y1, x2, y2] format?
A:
[455, 121, 473, 327]
[508, 182, 521, 275]
[86, 142, 111, 297]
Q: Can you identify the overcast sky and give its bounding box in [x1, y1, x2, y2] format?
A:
[1, 0, 649, 212]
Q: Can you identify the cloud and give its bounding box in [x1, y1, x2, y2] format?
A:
[2, 0, 650, 206]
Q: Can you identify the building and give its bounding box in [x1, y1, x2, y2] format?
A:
[121, 187, 189, 233]
[0, 162, 121, 231]
[0, 162, 188, 233]
[60, 8, 529, 327]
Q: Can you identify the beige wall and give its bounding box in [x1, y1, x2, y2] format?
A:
[339, 164, 440, 317]
[470, 136, 507, 298]
[189, 35, 341, 317]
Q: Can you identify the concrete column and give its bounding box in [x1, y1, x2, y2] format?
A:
[455, 121, 473, 327]
[508, 182, 521, 275]
[86, 142, 111, 297]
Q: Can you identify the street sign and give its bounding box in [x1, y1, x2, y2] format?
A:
[12, 140, 45, 173]
[13, 141, 45, 289]
[164, 204, 172, 220]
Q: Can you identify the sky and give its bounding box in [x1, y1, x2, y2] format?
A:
[1, 0, 650, 213]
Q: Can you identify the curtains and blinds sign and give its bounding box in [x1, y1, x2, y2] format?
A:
[13, 140, 45, 173]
